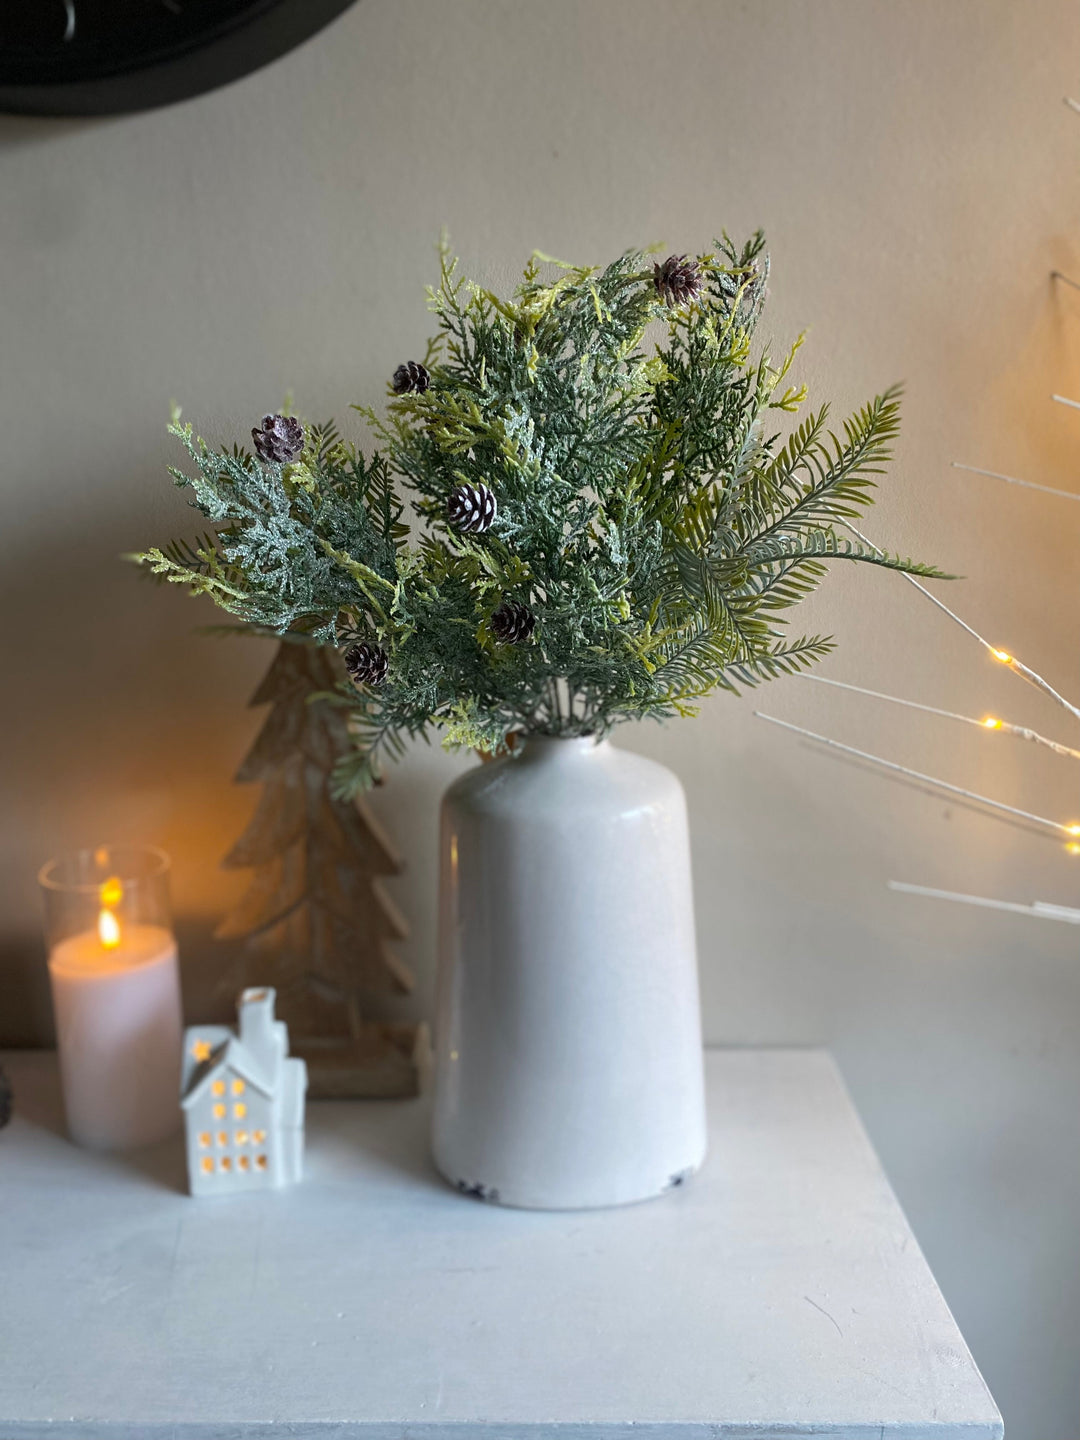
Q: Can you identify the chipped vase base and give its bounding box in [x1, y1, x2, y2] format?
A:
[432, 735, 707, 1210]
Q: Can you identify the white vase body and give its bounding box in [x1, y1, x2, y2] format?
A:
[432, 735, 706, 1209]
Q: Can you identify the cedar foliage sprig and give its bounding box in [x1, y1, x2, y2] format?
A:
[137, 234, 942, 795]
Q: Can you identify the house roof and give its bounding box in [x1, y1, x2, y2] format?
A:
[181, 1036, 275, 1108]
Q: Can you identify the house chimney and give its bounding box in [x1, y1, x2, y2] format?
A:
[238, 987, 278, 1061]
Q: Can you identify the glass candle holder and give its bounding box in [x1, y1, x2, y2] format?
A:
[39, 844, 183, 1151]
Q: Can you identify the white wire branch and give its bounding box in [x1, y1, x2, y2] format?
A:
[1052, 393, 1080, 411]
[799, 673, 1080, 760]
[754, 711, 1080, 838]
[888, 881, 1080, 923]
[951, 460, 1080, 503]
[844, 523, 1080, 725]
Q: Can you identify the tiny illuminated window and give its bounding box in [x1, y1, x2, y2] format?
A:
[198, 1132, 211, 1148]
[191, 1039, 212, 1063]
[255, 1154, 268, 1170]
[234, 1102, 247, 1119]
[232, 1078, 245, 1096]
[213, 1102, 225, 1119]
[235, 1130, 249, 1146]
[221, 1156, 232, 1172]
[253, 1128, 266, 1144]
[201, 1157, 214, 1174]
[217, 1131, 228, 1146]
[238, 1155, 250, 1171]
[211, 1079, 226, 1096]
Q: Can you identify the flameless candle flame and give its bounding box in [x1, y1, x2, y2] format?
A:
[98, 908, 121, 949]
[97, 876, 123, 950]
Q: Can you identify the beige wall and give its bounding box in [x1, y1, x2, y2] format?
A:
[3, 2, 1080, 1434]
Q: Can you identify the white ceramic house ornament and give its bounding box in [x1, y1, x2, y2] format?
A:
[180, 987, 307, 1196]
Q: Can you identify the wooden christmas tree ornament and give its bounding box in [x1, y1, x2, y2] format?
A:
[216, 642, 423, 1098]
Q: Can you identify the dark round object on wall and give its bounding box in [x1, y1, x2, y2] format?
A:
[0, 0, 360, 117]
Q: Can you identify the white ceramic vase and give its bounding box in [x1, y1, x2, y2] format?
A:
[432, 735, 706, 1210]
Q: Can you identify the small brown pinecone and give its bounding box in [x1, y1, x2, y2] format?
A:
[343, 641, 389, 688]
[392, 361, 430, 395]
[653, 254, 703, 308]
[252, 413, 305, 464]
[490, 599, 535, 645]
[0, 1065, 11, 1129]
[447, 483, 498, 534]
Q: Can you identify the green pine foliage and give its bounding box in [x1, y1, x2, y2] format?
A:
[137, 234, 941, 795]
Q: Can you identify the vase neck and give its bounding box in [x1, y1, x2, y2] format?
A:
[518, 734, 608, 762]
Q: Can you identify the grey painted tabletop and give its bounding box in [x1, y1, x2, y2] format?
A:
[0, 1048, 1002, 1440]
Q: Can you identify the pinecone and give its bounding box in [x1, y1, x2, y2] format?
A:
[392, 361, 430, 395]
[0, 1065, 11, 1129]
[447, 483, 498, 534]
[490, 599, 535, 645]
[653, 254, 703, 309]
[252, 413, 305, 464]
[343, 642, 389, 688]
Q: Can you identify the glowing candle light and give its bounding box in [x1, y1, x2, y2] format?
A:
[40, 847, 182, 1151]
[98, 905, 121, 949]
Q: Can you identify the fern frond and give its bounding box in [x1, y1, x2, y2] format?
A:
[724, 634, 835, 689]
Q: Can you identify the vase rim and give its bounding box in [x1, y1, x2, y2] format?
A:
[518, 733, 608, 752]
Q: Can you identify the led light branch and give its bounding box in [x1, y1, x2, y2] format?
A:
[887, 881, 1080, 924]
[845, 523, 1080, 724]
[828, 135, 1080, 921]
[951, 460, 1080, 503]
[799, 673, 1080, 760]
[754, 711, 1080, 839]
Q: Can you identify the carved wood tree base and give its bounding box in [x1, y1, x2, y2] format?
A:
[293, 1021, 427, 1099]
[216, 642, 421, 1102]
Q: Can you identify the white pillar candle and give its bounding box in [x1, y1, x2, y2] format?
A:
[48, 921, 183, 1150]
